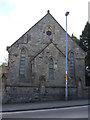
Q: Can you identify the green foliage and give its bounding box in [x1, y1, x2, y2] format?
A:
[86, 51, 90, 68]
[79, 22, 90, 68]
[0, 57, 8, 67]
[71, 34, 80, 45]
[79, 22, 90, 52]
[0, 62, 8, 67]
[72, 22, 90, 71]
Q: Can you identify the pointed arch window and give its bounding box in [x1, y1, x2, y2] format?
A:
[19, 48, 26, 76]
[69, 52, 75, 79]
[49, 58, 54, 80]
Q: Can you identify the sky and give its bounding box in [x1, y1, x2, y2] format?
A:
[88, 1, 90, 23]
[0, 0, 89, 64]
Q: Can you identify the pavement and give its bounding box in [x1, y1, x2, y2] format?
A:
[1, 99, 88, 112]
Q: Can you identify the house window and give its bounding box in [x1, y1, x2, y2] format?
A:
[19, 48, 26, 76]
[49, 58, 54, 80]
[69, 52, 75, 79]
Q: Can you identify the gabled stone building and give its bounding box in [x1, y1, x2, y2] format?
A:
[3, 11, 87, 103]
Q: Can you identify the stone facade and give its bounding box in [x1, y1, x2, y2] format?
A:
[2, 11, 87, 103]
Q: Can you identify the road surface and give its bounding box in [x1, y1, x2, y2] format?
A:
[1, 105, 88, 118]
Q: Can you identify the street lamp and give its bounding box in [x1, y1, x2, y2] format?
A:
[65, 11, 69, 101]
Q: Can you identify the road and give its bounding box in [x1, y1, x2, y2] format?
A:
[1, 105, 88, 118]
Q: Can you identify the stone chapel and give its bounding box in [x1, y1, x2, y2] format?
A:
[2, 11, 87, 103]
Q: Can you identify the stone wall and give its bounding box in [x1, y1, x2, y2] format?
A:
[2, 86, 79, 104]
[3, 85, 88, 104]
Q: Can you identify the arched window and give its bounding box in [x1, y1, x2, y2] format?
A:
[69, 52, 75, 79]
[19, 48, 26, 76]
[49, 58, 54, 80]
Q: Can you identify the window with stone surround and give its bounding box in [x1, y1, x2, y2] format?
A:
[19, 48, 26, 77]
[49, 58, 54, 80]
[69, 52, 75, 79]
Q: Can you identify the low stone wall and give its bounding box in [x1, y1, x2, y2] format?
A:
[2, 86, 87, 104]
[2, 86, 37, 103]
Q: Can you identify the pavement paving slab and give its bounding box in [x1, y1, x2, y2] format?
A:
[2, 99, 88, 112]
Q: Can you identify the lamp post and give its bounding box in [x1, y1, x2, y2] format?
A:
[65, 11, 69, 101]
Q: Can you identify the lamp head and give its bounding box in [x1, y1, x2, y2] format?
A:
[65, 12, 69, 16]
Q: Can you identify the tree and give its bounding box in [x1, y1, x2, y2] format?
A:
[72, 22, 90, 86]
[0, 62, 8, 67]
[0, 57, 8, 67]
[79, 22, 90, 86]
[80, 22, 90, 68]
[80, 22, 90, 52]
